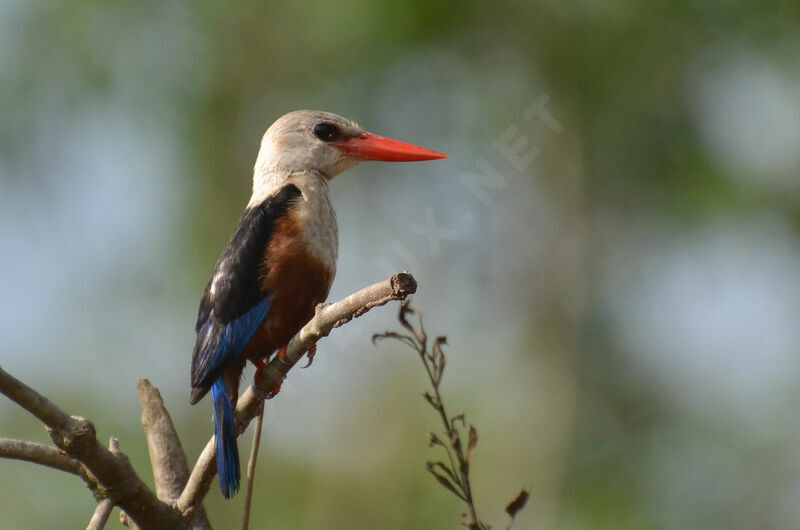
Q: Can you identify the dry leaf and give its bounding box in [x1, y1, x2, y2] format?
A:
[467, 425, 478, 463]
[505, 489, 530, 519]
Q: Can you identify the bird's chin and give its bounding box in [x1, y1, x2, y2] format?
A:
[322, 156, 365, 179]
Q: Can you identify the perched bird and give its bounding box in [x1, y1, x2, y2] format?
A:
[190, 110, 447, 497]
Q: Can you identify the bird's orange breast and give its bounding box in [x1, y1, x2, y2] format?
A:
[241, 210, 334, 362]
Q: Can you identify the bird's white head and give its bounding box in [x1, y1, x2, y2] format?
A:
[251, 110, 447, 199]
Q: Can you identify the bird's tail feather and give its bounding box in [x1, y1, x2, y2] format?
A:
[211, 377, 240, 498]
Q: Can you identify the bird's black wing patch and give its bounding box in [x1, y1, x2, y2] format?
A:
[190, 184, 302, 401]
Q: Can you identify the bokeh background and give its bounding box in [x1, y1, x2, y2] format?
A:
[2, 1, 800, 529]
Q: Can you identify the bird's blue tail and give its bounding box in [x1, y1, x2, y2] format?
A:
[211, 377, 240, 498]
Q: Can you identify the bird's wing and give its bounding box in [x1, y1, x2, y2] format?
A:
[190, 184, 302, 400]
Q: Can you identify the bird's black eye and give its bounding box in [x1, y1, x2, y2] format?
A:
[313, 123, 338, 142]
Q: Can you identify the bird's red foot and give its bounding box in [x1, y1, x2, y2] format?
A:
[253, 357, 268, 384]
[278, 345, 287, 360]
[302, 343, 318, 368]
[266, 378, 283, 399]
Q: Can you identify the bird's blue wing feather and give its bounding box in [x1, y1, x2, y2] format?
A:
[192, 298, 270, 388]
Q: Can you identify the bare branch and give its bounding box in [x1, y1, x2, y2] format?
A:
[138, 379, 212, 530]
[0, 366, 184, 530]
[0, 364, 74, 428]
[139, 379, 191, 500]
[86, 499, 114, 530]
[0, 437, 84, 477]
[179, 439, 216, 512]
[0, 273, 416, 528]
[178, 272, 417, 512]
[246, 271, 418, 411]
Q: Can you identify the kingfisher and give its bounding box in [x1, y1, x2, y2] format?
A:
[189, 110, 447, 498]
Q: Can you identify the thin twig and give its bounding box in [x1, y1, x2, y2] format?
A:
[374, 302, 529, 529]
[373, 302, 482, 527]
[86, 499, 114, 530]
[0, 437, 84, 476]
[420, 340, 479, 527]
[241, 401, 264, 530]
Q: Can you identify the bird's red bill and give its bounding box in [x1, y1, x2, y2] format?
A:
[332, 132, 448, 162]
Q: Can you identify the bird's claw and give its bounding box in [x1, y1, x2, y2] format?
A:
[301, 344, 318, 368]
[253, 357, 268, 384]
[265, 378, 284, 399]
[253, 356, 283, 398]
